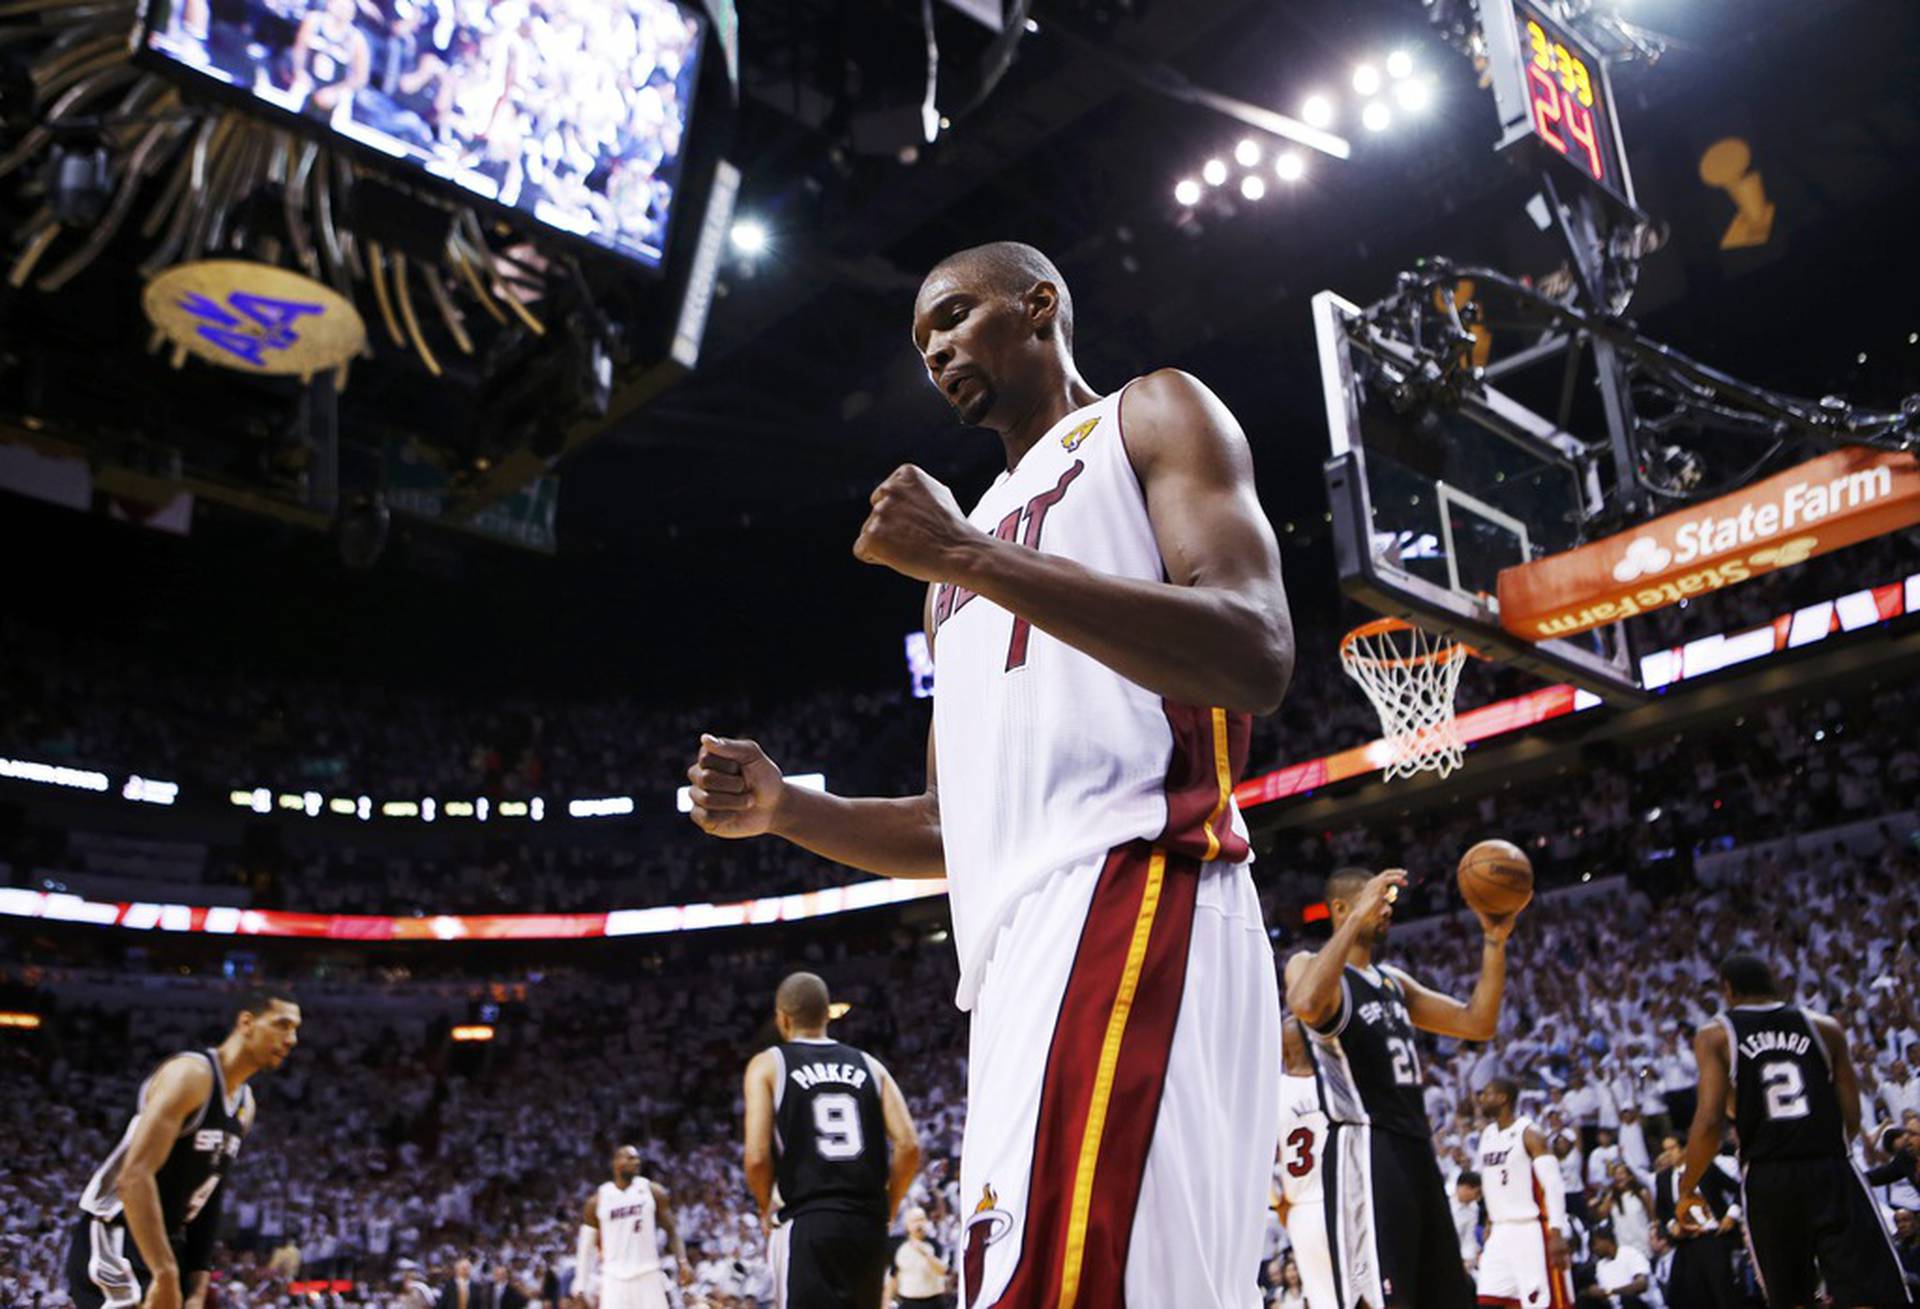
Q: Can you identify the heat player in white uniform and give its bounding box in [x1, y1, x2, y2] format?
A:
[1277, 1019, 1338, 1309]
[578, 1146, 691, 1309]
[1472, 1080, 1572, 1309]
[686, 242, 1294, 1306]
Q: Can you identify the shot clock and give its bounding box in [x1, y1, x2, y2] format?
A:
[1482, 0, 1639, 214]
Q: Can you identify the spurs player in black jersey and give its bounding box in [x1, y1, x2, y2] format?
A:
[1679, 952, 1910, 1308]
[1285, 866, 1515, 1309]
[70, 987, 300, 1309]
[742, 972, 922, 1309]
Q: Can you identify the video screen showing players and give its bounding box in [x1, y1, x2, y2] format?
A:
[146, 0, 706, 269]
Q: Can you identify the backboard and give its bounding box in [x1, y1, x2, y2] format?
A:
[1313, 289, 1645, 701]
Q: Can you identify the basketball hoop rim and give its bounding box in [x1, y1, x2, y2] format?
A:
[1338, 617, 1479, 670]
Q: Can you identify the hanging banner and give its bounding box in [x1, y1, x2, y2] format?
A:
[1498, 448, 1920, 641]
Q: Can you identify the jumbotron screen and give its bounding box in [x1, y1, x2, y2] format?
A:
[144, 0, 706, 269]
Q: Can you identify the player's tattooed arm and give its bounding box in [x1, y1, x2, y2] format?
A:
[741, 1050, 779, 1230]
[854, 369, 1294, 714]
[651, 1183, 693, 1287]
[1676, 1021, 1732, 1218]
[117, 1055, 214, 1309]
[1387, 938, 1508, 1043]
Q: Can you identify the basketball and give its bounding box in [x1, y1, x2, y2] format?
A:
[1457, 839, 1534, 917]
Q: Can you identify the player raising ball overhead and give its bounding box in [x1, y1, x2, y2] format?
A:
[1283, 841, 1530, 1309]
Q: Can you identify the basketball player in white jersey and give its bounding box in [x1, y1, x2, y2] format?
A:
[1277, 1019, 1337, 1309]
[687, 241, 1293, 1306]
[577, 1145, 691, 1309]
[1472, 1079, 1571, 1309]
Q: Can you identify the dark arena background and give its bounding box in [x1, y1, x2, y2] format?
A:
[3, 0, 1919, 1305]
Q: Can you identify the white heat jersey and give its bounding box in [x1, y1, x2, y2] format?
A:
[1277, 1074, 1327, 1208]
[1477, 1116, 1545, 1224]
[930, 381, 1253, 1007]
[596, 1178, 661, 1278]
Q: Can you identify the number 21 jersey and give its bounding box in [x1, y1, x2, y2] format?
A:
[1304, 965, 1431, 1140]
[772, 1037, 890, 1221]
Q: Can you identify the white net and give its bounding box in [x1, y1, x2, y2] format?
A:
[1339, 620, 1472, 780]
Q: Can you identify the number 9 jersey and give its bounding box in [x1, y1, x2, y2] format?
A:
[771, 1037, 892, 1222]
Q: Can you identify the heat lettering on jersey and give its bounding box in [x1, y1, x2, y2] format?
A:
[929, 460, 1085, 668]
[1004, 460, 1085, 670]
[788, 1061, 870, 1091]
[606, 1203, 650, 1220]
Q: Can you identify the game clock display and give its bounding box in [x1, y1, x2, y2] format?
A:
[1497, 0, 1635, 212]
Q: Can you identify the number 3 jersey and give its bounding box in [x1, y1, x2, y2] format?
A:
[1303, 964, 1433, 1141]
[929, 383, 1254, 1010]
[771, 1037, 891, 1222]
[78, 1049, 252, 1240]
[1719, 1002, 1846, 1164]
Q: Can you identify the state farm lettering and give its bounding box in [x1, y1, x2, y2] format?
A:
[1498, 449, 1920, 642]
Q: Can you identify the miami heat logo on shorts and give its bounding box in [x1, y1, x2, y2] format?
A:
[1061, 417, 1099, 451]
[962, 1183, 1013, 1307]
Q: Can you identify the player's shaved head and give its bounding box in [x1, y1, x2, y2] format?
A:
[1718, 952, 1780, 1000]
[922, 241, 1074, 348]
[1487, 1077, 1519, 1105]
[1324, 867, 1372, 903]
[775, 971, 832, 1030]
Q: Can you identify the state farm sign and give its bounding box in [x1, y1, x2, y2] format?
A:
[1498, 448, 1920, 642]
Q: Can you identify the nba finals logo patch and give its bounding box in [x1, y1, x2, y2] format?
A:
[962, 1184, 1013, 1308]
[1061, 417, 1099, 451]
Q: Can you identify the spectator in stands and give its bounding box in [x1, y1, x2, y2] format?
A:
[1584, 1227, 1654, 1309]
[437, 1255, 486, 1309]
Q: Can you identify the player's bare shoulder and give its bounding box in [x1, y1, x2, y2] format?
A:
[1116, 368, 1254, 467]
[1282, 948, 1320, 987]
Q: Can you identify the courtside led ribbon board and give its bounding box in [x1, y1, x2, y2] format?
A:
[1498, 449, 1920, 642]
[144, 260, 366, 376]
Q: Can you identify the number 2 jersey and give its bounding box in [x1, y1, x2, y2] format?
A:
[1719, 1002, 1847, 1164]
[1303, 964, 1432, 1141]
[771, 1037, 890, 1222]
[77, 1049, 252, 1251]
[929, 383, 1254, 1010]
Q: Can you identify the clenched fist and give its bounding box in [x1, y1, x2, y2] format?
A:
[853, 464, 980, 583]
[685, 735, 786, 839]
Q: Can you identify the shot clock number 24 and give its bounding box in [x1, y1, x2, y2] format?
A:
[1519, 7, 1607, 185]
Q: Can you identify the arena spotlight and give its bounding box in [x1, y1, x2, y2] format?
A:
[1352, 64, 1381, 96]
[1174, 178, 1203, 206]
[1362, 102, 1392, 132]
[729, 220, 768, 255]
[1301, 94, 1334, 129]
[1395, 77, 1434, 112]
[1275, 151, 1306, 181]
[1234, 138, 1263, 167]
[1202, 157, 1229, 186]
[1241, 175, 1267, 201]
[1386, 50, 1415, 80]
